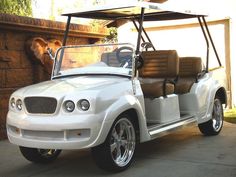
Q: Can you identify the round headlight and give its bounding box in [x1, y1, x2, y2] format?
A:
[10, 98, 15, 108]
[16, 99, 23, 111]
[64, 100, 75, 112]
[78, 99, 90, 111]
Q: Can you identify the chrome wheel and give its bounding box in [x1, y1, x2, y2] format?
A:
[91, 114, 137, 172]
[212, 99, 223, 132]
[198, 98, 224, 136]
[110, 118, 136, 167]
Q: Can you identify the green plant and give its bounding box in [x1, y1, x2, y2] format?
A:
[0, 0, 32, 17]
[224, 108, 236, 123]
[103, 27, 118, 43]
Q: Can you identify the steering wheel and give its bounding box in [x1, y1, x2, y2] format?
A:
[115, 46, 133, 68]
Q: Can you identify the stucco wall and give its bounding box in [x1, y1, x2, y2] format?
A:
[0, 14, 108, 139]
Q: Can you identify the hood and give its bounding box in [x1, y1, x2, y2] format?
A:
[14, 76, 129, 98]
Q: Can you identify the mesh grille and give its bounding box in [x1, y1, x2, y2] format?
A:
[24, 97, 57, 114]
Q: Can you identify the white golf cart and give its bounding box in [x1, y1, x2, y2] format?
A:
[7, 1, 227, 172]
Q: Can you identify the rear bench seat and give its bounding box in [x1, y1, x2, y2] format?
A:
[139, 50, 179, 98]
[175, 57, 202, 94]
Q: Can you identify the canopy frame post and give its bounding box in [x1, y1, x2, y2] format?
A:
[202, 16, 222, 66]
[54, 15, 71, 76]
[135, 8, 145, 55]
[62, 15, 71, 46]
[198, 16, 210, 72]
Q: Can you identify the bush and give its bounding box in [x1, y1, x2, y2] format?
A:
[0, 0, 32, 17]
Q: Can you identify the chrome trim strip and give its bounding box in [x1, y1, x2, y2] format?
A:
[148, 116, 197, 139]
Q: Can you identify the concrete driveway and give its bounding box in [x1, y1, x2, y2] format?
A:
[0, 122, 236, 177]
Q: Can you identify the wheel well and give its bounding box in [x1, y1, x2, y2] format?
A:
[215, 87, 227, 107]
[122, 109, 140, 143]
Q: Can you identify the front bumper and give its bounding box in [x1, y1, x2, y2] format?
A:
[7, 111, 109, 149]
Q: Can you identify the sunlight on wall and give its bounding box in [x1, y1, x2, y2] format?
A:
[119, 21, 225, 69]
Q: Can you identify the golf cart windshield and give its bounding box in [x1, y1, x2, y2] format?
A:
[53, 43, 134, 78]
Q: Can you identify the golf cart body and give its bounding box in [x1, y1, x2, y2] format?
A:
[7, 1, 227, 171]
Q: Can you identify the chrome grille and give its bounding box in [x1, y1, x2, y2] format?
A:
[24, 97, 57, 114]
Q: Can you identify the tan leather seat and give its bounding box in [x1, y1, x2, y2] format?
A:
[139, 50, 179, 97]
[175, 57, 202, 94]
[140, 82, 175, 97]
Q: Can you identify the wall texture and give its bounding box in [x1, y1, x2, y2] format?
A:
[0, 13, 108, 139]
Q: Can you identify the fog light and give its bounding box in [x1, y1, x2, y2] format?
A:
[64, 100, 75, 112]
[78, 99, 90, 111]
[16, 99, 23, 111]
[10, 98, 15, 108]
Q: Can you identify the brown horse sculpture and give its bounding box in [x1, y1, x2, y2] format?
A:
[25, 37, 62, 82]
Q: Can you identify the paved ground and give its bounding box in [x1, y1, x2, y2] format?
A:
[0, 122, 236, 177]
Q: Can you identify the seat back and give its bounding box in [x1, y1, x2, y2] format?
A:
[179, 57, 202, 77]
[139, 50, 179, 78]
[175, 57, 202, 94]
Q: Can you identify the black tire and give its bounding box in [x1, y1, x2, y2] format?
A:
[198, 98, 224, 136]
[91, 114, 136, 172]
[19, 146, 61, 163]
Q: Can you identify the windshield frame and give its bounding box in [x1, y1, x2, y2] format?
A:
[52, 43, 136, 79]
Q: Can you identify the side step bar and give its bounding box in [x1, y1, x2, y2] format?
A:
[148, 117, 197, 139]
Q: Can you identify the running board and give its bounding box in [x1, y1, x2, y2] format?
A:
[148, 117, 197, 139]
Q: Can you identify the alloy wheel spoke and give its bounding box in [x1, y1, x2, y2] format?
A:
[212, 119, 217, 129]
[119, 123, 125, 137]
[112, 129, 119, 140]
[215, 105, 220, 117]
[110, 142, 117, 153]
[116, 146, 122, 160]
[121, 139, 128, 147]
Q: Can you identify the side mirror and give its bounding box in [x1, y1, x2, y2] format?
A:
[47, 48, 55, 60]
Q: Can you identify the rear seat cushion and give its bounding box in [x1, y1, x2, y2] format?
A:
[175, 79, 195, 94]
[141, 81, 174, 98]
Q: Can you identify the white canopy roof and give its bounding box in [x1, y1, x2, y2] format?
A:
[62, 1, 206, 21]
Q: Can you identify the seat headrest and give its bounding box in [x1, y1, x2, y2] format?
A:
[139, 50, 179, 78]
[179, 57, 202, 77]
